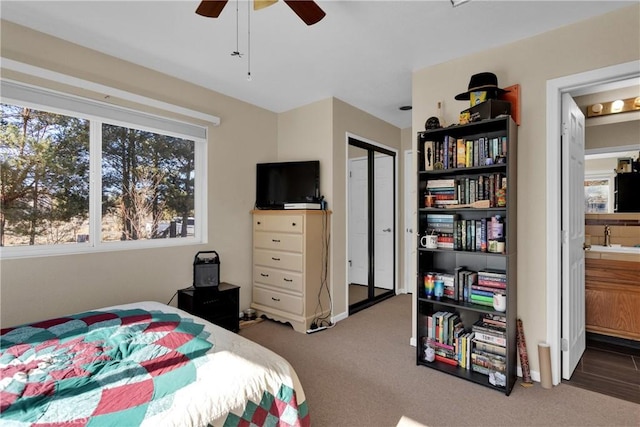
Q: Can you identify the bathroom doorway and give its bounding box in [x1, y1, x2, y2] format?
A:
[546, 60, 640, 386]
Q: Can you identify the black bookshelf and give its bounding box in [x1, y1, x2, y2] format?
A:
[416, 116, 518, 395]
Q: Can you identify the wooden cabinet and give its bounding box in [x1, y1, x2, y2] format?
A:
[416, 117, 518, 395]
[585, 257, 640, 341]
[250, 210, 331, 333]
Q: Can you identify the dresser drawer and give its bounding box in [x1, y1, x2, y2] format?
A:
[254, 266, 303, 293]
[254, 249, 303, 271]
[254, 286, 303, 315]
[254, 232, 303, 252]
[254, 214, 304, 233]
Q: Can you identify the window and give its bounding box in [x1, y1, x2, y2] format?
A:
[584, 173, 613, 213]
[1, 81, 207, 258]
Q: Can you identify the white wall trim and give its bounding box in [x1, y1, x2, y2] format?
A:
[1, 58, 221, 127]
[545, 60, 640, 386]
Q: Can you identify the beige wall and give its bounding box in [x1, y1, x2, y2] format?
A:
[0, 21, 278, 326]
[331, 98, 402, 318]
[412, 4, 640, 375]
[277, 98, 334, 206]
[0, 21, 403, 327]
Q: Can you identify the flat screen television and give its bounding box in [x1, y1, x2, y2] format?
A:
[256, 160, 320, 209]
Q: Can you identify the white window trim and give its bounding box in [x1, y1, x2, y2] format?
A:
[1, 58, 220, 127]
[0, 80, 209, 259]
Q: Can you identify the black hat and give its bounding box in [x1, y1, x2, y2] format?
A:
[455, 72, 509, 101]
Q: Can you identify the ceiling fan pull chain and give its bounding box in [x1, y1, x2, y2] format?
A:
[247, 0, 252, 81]
[235, 0, 239, 54]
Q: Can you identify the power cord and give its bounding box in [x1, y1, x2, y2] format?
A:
[167, 291, 178, 306]
[310, 208, 333, 329]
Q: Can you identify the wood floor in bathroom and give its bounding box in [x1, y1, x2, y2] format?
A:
[564, 333, 640, 404]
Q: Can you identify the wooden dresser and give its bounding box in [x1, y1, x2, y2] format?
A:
[250, 210, 331, 333]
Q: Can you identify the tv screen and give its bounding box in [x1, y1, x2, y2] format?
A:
[256, 160, 320, 209]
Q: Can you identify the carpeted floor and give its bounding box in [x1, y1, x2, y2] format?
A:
[240, 294, 639, 427]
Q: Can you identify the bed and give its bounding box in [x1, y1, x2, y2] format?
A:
[0, 301, 309, 427]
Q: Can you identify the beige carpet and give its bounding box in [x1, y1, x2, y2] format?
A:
[240, 294, 639, 427]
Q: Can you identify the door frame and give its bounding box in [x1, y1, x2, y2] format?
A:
[545, 60, 639, 386]
[345, 132, 399, 314]
[403, 149, 414, 295]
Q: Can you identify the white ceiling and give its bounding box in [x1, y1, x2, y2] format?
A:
[0, 0, 635, 129]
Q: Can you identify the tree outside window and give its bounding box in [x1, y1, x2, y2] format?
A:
[1, 103, 197, 248]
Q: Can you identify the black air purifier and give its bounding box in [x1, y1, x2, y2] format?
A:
[193, 251, 220, 288]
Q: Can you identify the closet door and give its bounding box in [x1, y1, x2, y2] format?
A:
[348, 137, 396, 314]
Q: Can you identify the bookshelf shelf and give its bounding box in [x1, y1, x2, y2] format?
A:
[416, 116, 517, 396]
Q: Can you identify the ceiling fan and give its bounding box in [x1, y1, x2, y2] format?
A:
[196, 0, 326, 26]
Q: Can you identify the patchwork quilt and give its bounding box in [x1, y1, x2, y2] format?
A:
[0, 302, 309, 427]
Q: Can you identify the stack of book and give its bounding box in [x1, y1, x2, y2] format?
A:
[435, 272, 456, 300]
[471, 314, 507, 380]
[425, 311, 467, 366]
[426, 213, 458, 249]
[470, 269, 507, 307]
[426, 179, 457, 206]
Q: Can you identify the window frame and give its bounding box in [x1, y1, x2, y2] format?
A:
[1, 80, 208, 259]
[584, 170, 615, 214]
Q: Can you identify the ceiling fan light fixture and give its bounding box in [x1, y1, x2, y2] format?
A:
[254, 0, 278, 11]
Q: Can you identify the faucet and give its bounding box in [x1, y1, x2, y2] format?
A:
[604, 225, 611, 247]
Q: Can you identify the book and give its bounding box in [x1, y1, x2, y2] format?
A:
[473, 330, 507, 347]
[435, 354, 459, 366]
[472, 320, 506, 336]
[472, 339, 507, 356]
[456, 138, 466, 168]
[424, 140, 435, 171]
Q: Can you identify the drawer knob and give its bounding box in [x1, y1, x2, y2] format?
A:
[272, 239, 280, 243]
[271, 297, 281, 302]
[284, 278, 293, 282]
[272, 257, 280, 261]
[257, 221, 261, 225]
[292, 222, 296, 226]
[261, 273, 269, 277]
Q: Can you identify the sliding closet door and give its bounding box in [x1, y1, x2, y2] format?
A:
[348, 137, 396, 314]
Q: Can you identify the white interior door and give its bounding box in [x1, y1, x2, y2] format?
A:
[374, 154, 394, 290]
[348, 157, 368, 286]
[561, 92, 586, 379]
[404, 150, 415, 294]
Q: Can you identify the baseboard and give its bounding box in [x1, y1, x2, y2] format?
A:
[332, 310, 348, 324]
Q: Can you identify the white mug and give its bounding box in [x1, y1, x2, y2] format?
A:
[493, 293, 507, 312]
[420, 234, 438, 249]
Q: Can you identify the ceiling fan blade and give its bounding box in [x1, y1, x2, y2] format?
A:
[254, 0, 278, 11]
[283, 0, 326, 26]
[196, 0, 229, 18]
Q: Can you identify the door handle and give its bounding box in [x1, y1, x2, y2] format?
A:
[383, 228, 391, 232]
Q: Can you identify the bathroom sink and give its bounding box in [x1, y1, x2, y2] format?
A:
[588, 245, 640, 254]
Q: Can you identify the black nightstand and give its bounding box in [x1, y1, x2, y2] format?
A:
[177, 283, 240, 332]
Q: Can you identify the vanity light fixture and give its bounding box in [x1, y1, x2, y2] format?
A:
[587, 97, 640, 117]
